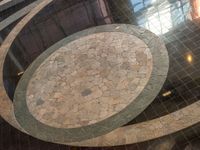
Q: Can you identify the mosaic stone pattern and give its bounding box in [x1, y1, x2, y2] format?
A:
[1, 0, 200, 148]
[12, 23, 169, 143]
[26, 32, 153, 128]
[0, 0, 169, 142]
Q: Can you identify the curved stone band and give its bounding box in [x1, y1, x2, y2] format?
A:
[0, 0, 199, 146]
[13, 24, 169, 143]
[0, 0, 53, 131]
[69, 101, 200, 146]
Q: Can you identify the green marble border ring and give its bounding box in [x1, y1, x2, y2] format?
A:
[0, 0, 197, 146]
[13, 24, 169, 143]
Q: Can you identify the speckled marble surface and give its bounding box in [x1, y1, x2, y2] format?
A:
[1, 0, 200, 148]
[0, 0, 170, 145]
[13, 24, 169, 143]
[27, 32, 152, 128]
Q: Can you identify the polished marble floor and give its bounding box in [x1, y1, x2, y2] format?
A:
[0, 0, 200, 149]
[25, 32, 153, 129]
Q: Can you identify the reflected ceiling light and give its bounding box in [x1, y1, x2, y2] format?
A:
[162, 91, 172, 97]
[151, 0, 157, 4]
[115, 26, 120, 29]
[186, 54, 193, 63]
[17, 72, 24, 76]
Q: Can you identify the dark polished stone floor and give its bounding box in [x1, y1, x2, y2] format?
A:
[0, 0, 200, 149]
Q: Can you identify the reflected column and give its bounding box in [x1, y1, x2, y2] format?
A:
[190, 0, 200, 19]
[107, 0, 137, 24]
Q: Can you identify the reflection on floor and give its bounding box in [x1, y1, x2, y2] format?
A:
[128, 20, 200, 124]
[0, 0, 24, 12]
[0, 0, 200, 149]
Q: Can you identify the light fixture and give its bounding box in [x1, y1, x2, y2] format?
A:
[17, 72, 24, 76]
[115, 26, 120, 29]
[186, 54, 193, 63]
[162, 91, 172, 97]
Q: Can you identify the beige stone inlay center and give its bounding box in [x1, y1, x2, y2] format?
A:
[26, 32, 153, 128]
